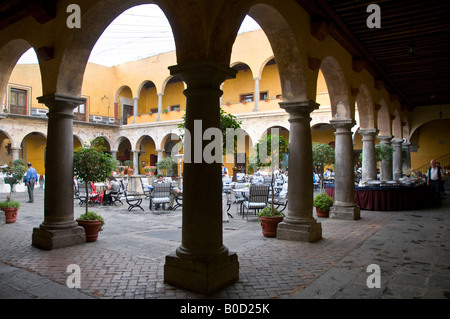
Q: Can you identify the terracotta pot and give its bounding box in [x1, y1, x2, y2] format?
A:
[315, 207, 329, 218]
[2, 207, 18, 223]
[76, 219, 102, 242]
[259, 216, 284, 238]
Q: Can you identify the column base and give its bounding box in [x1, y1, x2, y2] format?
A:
[32, 226, 86, 250]
[276, 221, 322, 243]
[164, 251, 239, 294]
[329, 203, 360, 220]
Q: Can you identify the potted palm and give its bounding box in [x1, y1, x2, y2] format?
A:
[258, 205, 284, 238]
[0, 159, 26, 223]
[73, 141, 115, 242]
[313, 193, 334, 218]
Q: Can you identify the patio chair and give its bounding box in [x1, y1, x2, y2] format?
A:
[233, 182, 247, 215]
[242, 184, 269, 221]
[119, 180, 143, 211]
[108, 181, 124, 206]
[149, 182, 171, 211]
[140, 177, 151, 199]
[75, 182, 100, 206]
[268, 182, 288, 212]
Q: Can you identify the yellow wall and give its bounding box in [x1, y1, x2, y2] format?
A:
[411, 119, 450, 169]
[23, 133, 46, 175]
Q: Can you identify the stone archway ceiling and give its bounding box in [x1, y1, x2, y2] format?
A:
[297, 0, 450, 110]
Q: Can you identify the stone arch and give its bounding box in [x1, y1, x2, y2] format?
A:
[161, 75, 185, 95]
[73, 134, 83, 149]
[248, 3, 307, 101]
[258, 56, 276, 80]
[137, 80, 158, 115]
[115, 85, 134, 102]
[56, 1, 170, 96]
[320, 56, 350, 120]
[136, 80, 158, 99]
[92, 136, 112, 151]
[21, 131, 47, 174]
[355, 84, 375, 129]
[0, 39, 35, 107]
[377, 99, 391, 136]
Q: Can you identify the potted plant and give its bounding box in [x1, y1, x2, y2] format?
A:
[73, 140, 115, 242]
[144, 165, 156, 176]
[76, 211, 105, 242]
[258, 205, 284, 238]
[127, 168, 134, 176]
[0, 199, 20, 223]
[156, 156, 175, 177]
[0, 159, 26, 223]
[313, 193, 334, 218]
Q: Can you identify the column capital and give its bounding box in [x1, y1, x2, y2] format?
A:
[279, 100, 318, 121]
[377, 134, 393, 143]
[37, 93, 85, 110]
[358, 128, 378, 136]
[391, 138, 404, 145]
[329, 118, 356, 130]
[169, 60, 237, 89]
[402, 141, 412, 147]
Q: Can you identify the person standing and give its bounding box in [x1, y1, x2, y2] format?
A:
[427, 159, 443, 201]
[25, 162, 38, 203]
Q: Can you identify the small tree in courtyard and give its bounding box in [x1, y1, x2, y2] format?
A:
[312, 142, 335, 193]
[73, 141, 116, 215]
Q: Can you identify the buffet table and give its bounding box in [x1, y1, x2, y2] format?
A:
[325, 183, 428, 211]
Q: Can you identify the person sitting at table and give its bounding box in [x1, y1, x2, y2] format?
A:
[103, 176, 120, 205]
[154, 174, 181, 210]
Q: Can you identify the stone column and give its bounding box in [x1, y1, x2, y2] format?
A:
[164, 60, 239, 294]
[132, 149, 139, 175]
[359, 128, 378, 182]
[32, 94, 86, 250]
[329, 119, 360, 220]
[10, 146, 21, 162]
[402, 141, 412, 175]
[132, 97, 138, 124]
[156, 148, 164, 175]
[253, 77, 260, 112]
[157, 93, 163, 121]
[277, 100, 322, 242]
[378, 135, 393, 181]
[392, 138, 403, 180]
[110, 150, 118, 159]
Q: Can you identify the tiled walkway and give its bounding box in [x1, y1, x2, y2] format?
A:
[1, 187, 449, 300]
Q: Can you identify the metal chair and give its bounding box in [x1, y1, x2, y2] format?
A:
[269, 182, 288, 212]
[149, 183, 171, 211]
[242, 184, 269, 220]
[119, 180, 143, 211]
[140, 177, 152, 199]
[75, 182, 100, 206]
